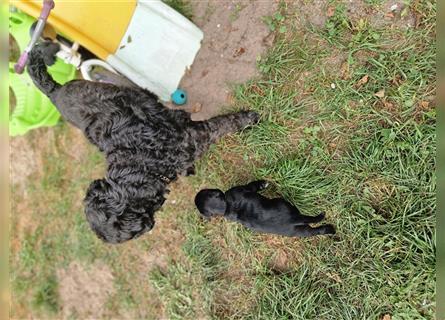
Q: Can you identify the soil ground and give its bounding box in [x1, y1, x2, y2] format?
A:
[173, 0, 278, 120]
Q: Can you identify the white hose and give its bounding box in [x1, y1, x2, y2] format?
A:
[80, 59, 118, 81]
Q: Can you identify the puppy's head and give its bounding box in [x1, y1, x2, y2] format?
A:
[84, 179, 162, 244]
[194, 189, 227, 219]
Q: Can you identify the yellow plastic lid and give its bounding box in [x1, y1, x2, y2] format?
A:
[12, 0, 136, 59]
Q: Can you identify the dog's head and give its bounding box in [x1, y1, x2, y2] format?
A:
[194, 189, 227, 219]
[84, 179, 165, 244]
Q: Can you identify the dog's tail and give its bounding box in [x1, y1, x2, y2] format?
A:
[26, 42, 62, 99]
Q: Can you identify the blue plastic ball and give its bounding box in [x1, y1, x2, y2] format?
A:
[171, 89, 187, 105]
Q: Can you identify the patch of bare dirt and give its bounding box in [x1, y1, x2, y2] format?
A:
[59, 126, 90, 164]
[28, 129, 58, 177]
[289, 0, 329, 28]
[140, 177, 193, 271]
[175, 0, 278, 120]
[10, 123, 92, 190]
[9, 136, 37, 189]
[10, 198, 35, 254]
[57, 261, 115, 319]
[9, 131, 57, 265]
[141, 216, 185, 272]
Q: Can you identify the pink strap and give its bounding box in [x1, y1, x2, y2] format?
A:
[39, 0, 55, 20]
[14, 51, 28, 74]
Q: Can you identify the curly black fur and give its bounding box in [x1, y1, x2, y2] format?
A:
[27, 42, 260, 244]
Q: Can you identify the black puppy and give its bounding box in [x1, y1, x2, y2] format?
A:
[195, 180, 335, 237]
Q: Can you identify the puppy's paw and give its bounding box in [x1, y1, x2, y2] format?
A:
[316, 212, 326, 221]
[238, 110, 260, 125]
[246, 111, 260, 124]
[200, 215, 211, 222]
[323, 224, 336, 235]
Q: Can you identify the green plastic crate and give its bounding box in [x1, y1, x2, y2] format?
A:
[9, 9, 76, 136]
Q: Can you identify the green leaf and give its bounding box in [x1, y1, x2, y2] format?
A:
[279, 25, 287, 33]
[274, 12, 284, 21]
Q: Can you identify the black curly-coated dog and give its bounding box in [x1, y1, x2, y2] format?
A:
[27, 41, 260, 244]
[195, 180, 335, 237]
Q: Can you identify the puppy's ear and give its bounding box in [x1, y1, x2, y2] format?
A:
[194, 189, 226, 216]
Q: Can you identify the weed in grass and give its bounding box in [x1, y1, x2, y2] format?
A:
[263, 12, 286, 33]
[364, 0, 384, 6]
[31, 274, 59, 314]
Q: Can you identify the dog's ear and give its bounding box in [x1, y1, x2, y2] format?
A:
[84, 179, 157, 244]
[84, 179, 124, 242]
[110, 202, 156, 241]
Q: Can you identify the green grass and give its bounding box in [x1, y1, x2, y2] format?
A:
[10, 0, 436, 319]
[150, 1, 436, 318]
[31, 274, 59, 314]
[162, 0, 193, 20]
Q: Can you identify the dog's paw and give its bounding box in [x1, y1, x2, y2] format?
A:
[186, 166, 196, 176]
[323, 224, 336, 235]
[40, 41, 60, 66]
[258, 180, 269, 190]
